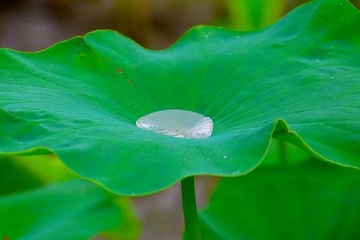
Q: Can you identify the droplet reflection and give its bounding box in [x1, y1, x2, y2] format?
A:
[136, 109, 213, 139]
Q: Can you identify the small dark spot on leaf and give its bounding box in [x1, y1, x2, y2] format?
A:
[116, 68, 123, 74]
[3, 235, 9, 240]
[78, 52, 83, 57]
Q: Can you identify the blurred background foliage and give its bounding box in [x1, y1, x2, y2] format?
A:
[1, 0, 359, 239]
[0, 0, 359, 51]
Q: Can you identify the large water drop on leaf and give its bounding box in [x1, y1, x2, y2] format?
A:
[136, 109, 213, 139]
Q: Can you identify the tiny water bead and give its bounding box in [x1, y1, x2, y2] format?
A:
[136, 109, 213, 139]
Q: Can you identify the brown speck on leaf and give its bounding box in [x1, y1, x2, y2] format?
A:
[116, 68, 122, 74]
[3, 235, 9, 240]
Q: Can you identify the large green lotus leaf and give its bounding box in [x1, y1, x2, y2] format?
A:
[197, 160, 360, 240]
[0, 180, 137, 240]
[1, 0, 359, 195]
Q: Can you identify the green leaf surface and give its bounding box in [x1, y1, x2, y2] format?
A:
[0, 0, 359, 195]
[258, 139, 310, 167]
[0, 180, 124, 240]
[198, 160, 360, 240]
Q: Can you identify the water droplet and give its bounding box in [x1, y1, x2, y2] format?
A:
[136, 109, 213, 139]
[223, 155, 227, 159]
[315, 59, 320, 63]
[204, 35, 208, 38]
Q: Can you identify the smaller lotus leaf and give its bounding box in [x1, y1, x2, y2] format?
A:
[198, 160, 360, 239]
[0, 180, 121, 240]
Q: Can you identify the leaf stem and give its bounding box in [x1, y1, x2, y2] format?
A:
[181, 176, 201, 240]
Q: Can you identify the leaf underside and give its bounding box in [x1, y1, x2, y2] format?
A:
[0, 0, 359, 195]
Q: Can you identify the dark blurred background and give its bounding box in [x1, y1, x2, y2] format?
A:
[1, 0, 359, 51]
[1, 0, 359, 239]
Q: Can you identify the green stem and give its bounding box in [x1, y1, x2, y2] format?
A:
[181, 176, 201, 240]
